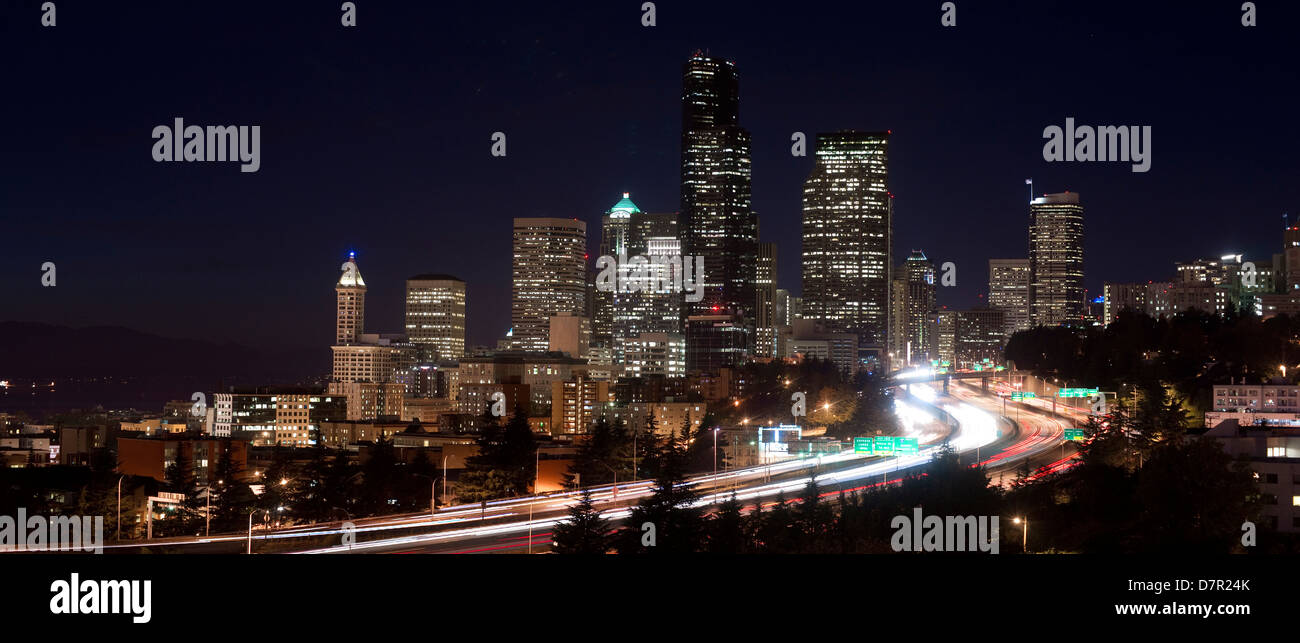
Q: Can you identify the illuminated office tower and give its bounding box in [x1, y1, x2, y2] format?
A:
[1028, 191, 1085, 326]
[988, 258, 1031, 338]
[754, 242, 778, 358]
[512, 217, 587, 352]
[405, 274, 466, 362]
[901, 250, 936, 362]
[680, 52, 757, 368]
[595, 193, 638, 349]
[801, 131, 891, 366]
[336, 251, 366, 345]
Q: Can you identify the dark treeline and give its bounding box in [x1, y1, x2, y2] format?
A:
[1005, 309, 1300, 418]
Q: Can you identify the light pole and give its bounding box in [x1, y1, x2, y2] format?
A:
[441, 455, 449, 506]
[115, 474, 126, 541]
[1013, 516, 1028, 553]
[528, 447, 540, 554]
[246, 508, 266, 555]
[712, 428, 719, 481]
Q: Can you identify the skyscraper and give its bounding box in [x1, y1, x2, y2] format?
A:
[754, 242, 778, 358]
[680, 52, 757, 369]
[595, 193, 638, 350]
[512, 218, 587, 352]
[405, 274, 466, 362]
[800, 131, 891, 367]
[1028, 191, 1085, 326]
[336, 252, 366, 345]
[988, 258, 1032, 338]
[902, 250, 936, 362]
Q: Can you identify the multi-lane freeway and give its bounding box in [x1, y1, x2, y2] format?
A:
[93, 377, 1087, 554]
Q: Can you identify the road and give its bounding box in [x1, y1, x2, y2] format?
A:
[90, 379, 1087, 554]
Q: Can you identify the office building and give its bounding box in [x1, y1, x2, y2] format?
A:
[512, 217, 587, 352]
[801, 131, 891, 366]
[405, 274, 466, 362]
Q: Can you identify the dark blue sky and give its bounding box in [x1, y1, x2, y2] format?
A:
[3, 0, 1296, 352]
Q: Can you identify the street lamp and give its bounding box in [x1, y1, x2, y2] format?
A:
[115, 474, 126, 541]
[712, 427, 719, 481]
[246, 508, 269, 555]
[1012, 516, 1028, 553]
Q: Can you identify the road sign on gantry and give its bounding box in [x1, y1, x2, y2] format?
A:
[853, 437, 873, 454]
[896, 437, 920, 455]
[1063, 429, 1085, 441]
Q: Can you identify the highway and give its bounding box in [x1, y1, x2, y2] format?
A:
[90, 378, 1087, 554]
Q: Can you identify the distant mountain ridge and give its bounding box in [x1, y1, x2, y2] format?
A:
[0, 322, 325, 380]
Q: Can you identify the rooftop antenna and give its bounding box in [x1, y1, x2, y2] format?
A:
[1025, 178, 1033, 203]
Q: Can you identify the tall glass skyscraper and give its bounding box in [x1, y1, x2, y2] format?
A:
[800, 131, 892, 366]
[680, 52, 757, 370]
[511, 218, 587, 352]
[595, 193, 638, 351]
[1028, 192, 1085, 326]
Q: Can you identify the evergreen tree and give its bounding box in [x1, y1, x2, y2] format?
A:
[616, 435, 704, 553]
[705, 492, 747, 553]
[551, 490, 612, 554]
[458, 408, 538, 501]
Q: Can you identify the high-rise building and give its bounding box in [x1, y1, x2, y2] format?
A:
[1028, 191, 1085, 326]
[611, 207, 685, 362]
[901, 250, 936, 363]
[405, 274, 466, 363]
[755, 242, 778, 358]
[336, 252, 366, 345]
[988, 258, 1032, 338]
[595, 194, 638, 349]
[954, 309, 1007, 368]
[801, 131, 891, 367]
[1285, 221, 1300, 292]
[512, 217, 587, 352]
[680, 52, 757, 368]
[934, 310, 956, 366]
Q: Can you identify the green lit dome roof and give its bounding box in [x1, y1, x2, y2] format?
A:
[606, 192, 641, 218]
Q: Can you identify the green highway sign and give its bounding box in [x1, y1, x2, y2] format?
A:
[1064, 428, 1086, 441]
[853, 437, 873, 454]
[1057, 387, 1100, 398]
[1010, 392, 1037, 401]
[896, 437, 920, 455]
[973, 364, 984, 371]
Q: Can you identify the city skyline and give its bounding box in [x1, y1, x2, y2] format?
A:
[4, 2, 1297, 356]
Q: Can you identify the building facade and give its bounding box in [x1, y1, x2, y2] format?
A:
[801, 131, 891, 367]
[1028, 192, 1085, 326]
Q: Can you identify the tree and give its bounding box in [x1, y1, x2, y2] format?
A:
[1132, 437, 1259, 553]
[211, 440, 255, 532]
[705, 492, 747, 553]
[616, 435, 705, 553]
[458, 408, 538, 501]
[551, 490, 612, 554]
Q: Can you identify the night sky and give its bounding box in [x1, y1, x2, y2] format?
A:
[3, 1, 1296, 353]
